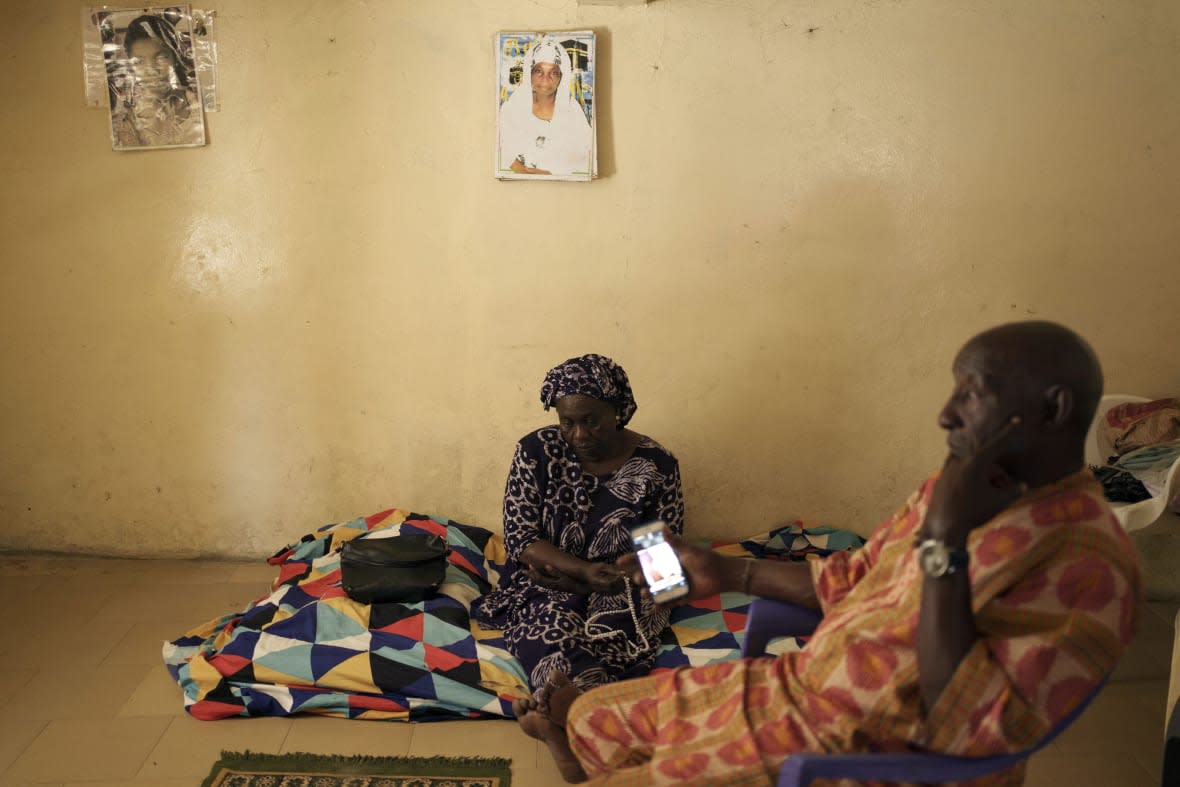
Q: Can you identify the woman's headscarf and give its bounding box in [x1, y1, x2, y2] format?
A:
[526, 37, 571, 84]
[498, 35, 593, 174]
[540, 354, 637, 428]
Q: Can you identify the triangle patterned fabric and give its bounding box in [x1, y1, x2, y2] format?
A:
[165, 511, 862, 721]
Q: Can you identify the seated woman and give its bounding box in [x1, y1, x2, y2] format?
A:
[472, 354, 685, 695]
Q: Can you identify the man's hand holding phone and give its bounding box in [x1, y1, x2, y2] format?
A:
[621, 522, 823, 611]
[620, 522, 728, 605]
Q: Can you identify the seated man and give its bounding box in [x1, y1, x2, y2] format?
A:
[516, 320, 1143, 785]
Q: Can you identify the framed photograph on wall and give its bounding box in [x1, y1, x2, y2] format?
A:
[97, 5, 207, 151]
[495, 31, 597, 181]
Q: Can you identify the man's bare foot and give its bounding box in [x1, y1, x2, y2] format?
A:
[538, 671, 581, 728]
[512, 695, 538, 717]
[512, 695, 544, 739]
[517, 703, 558, 740]
[516, 672, 588, 782]
[516, 702, 587, 782]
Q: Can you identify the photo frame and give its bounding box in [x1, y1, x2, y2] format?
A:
[495, 31, 597, 182]
[96, 5, 207, 151]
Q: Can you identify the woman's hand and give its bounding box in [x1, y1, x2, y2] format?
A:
[526, 563, 591, 594]
[582, 563, 625, 595]
[524, 560, 625, 596]
[522, 541, 591, 593]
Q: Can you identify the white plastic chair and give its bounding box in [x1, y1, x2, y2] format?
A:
[1086, 394, 1180, 532]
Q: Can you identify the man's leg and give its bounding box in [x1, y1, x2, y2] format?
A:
[561, 659, 811, 785]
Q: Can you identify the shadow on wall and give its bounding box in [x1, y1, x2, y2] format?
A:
[594, 27, 615, 180]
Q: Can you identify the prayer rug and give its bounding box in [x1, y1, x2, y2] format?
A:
[200, 750, 512, 786]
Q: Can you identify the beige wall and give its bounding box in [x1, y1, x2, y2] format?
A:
[1, 0, 1178, 558]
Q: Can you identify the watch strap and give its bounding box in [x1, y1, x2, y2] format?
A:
[946, 546, 969, 570]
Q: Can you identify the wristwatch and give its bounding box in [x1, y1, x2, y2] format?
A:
[916, 539, 969, 578]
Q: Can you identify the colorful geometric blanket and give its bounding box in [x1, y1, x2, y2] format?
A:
[164, 511, 862, 722]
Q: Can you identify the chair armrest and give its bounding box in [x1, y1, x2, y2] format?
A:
[740, 598, 824, 658]
[778, 750, 1027, 787]
[776, 671, 1110, 787]
[783, 750, 1024, 787]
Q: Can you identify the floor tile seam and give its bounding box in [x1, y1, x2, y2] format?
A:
[1132, 626, 1178, 648]
[1144, 603, 1180, 627]
[1053, 737, 1167, 762]
[0, 719, 49, 782]
[1108, 678, 1173, 714]
[275, 713, 297, 756]
[134, 716, 183, 780]
[1129, 746, 1164, 780]
[91, 621, 142, 669]
[1107, 676, 1172, 687]
[0, 667, 39, 698]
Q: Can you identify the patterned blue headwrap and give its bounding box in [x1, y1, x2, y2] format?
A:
[539, 354, 637, 428]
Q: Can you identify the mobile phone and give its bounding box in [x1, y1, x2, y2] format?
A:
[629, 520, 690, 604]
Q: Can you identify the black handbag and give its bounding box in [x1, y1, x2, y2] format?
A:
[339, 533, 450, 603]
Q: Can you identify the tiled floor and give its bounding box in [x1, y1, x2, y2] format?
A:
[0, 551, 1172, 787]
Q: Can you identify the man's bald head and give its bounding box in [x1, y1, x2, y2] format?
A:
[939, 321, 1103, 487]
[959, 321, 1104, 434]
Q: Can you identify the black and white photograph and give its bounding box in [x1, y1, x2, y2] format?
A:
[98, 6, 207, 151]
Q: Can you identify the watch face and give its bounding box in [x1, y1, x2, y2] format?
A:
[918, 540, 951, 577]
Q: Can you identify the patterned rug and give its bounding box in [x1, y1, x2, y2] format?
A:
[200, 751, 512, 786]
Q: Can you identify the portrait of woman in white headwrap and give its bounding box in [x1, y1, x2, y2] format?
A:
[496, 33, 595, 180]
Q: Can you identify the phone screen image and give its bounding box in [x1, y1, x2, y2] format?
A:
[631, 522, 688, 602]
